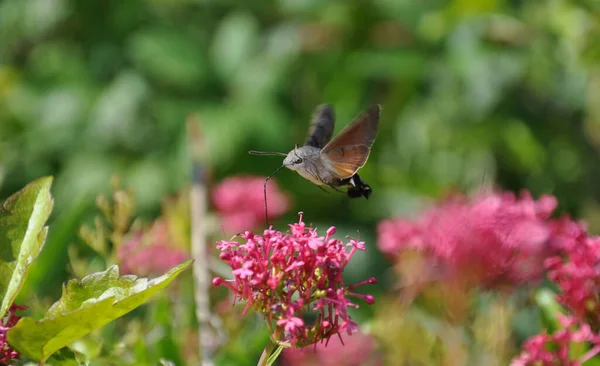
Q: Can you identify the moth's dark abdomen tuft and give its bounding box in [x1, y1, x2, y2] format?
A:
[347, 185, 371, 199]
[347, 174, 372, 199]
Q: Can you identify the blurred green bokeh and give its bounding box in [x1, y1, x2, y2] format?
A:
[1, 0, 600, 364]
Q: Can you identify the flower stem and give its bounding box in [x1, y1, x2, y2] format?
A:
[257, 339, 277, 366]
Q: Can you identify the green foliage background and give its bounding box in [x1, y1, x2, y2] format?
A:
[1, 0, 600, 364]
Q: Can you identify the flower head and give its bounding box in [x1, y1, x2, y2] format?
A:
[212, 175, 291, 233]
[1, 304, 26, 363]
[512, 205, 600, 364]
[378, 191, 558, 288]
[545, 219, 600, 325]
[511, 316, 600, 366]
[213, 213, 376, 348]
[117, 219, 189, 276]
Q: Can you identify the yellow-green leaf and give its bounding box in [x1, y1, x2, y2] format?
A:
[8, 260, 192, 362]
[0, 176, 54, 319]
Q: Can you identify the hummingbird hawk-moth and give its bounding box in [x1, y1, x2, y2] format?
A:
[250, 104, 381, 225]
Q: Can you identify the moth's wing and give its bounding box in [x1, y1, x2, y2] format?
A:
[304, 104, 335, 148]
[323, 105, 380, 153]
[321, 104, 381, 179]
[323, 145, 372, 178]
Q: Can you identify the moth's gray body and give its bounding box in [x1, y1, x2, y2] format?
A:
[282, 104, 338, 186]
[283, 146, 336, 186]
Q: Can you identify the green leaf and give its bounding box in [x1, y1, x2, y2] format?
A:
[266, 345, 284, 366]
[45, 347, 86, 366]
[211, 11, 259, 79]
[584, 353, 600, 366]
[0, 176, 54, 319]
[128, 28, 208, 90]
[7, 260, 192, 362]
[535, 288, 563, 332]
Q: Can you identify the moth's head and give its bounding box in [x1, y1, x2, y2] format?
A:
[283, 146, 306, 171]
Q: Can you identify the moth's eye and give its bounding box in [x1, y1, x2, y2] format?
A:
[295, 158, 303, 164]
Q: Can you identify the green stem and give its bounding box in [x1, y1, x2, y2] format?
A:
[265, 319, 274, 335]
[257, 339, 277, 366]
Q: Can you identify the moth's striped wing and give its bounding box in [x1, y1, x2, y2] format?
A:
[304, 104, 335, 149]
[321, 105, 381, 179]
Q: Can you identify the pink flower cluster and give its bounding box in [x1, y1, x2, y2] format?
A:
[511, 315, 600, 366]
[378, 190, 600, 363]
[512, 218, 600, 364]
[118, 220, 189, 277]
[1, 304, 25, 363]
[546, 219, 600, 325]
[281, 331, 382, 366]
[212, 176, 291, 233]
[213, 213, 376, 348]
[377, 191, 558, 288]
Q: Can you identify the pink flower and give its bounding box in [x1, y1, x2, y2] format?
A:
[544, 219, 600, 324]
[512, 206, 600, 364]
[377, 220, 424, 254]
[213, 213, 376, 348]
[1, 304, 26, 363]
[281, 331, 382, 366]
[212, 175, 291, 233]
[278, 316, 304, 334]
[377, 190, 558, 288]
[118, 219, 189, 276]
[511, 317, 600, 366]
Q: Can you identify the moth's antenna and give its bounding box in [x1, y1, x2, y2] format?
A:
[264, 165, 284, 228]
[293, 144, 301, 159]
[249, 150, 287, 157]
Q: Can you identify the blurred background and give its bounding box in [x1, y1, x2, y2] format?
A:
[1, 0, 600, 365]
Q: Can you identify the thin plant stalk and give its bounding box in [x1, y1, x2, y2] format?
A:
[188, 116, 214, 366]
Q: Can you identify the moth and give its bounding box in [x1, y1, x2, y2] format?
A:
[250, 104, 381, 224]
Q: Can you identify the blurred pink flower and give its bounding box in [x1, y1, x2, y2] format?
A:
[512, 206, 600, 364]
[1, 304, 26, 363]
[212, 175, 291, 232]
[282, 331, 382, 366]
[545, 218, 600, 324]
[213, 213, 376, 348]
[511, 316, 600, 366]
[377, 191, 558, 288]
[118, 220, 189, 276]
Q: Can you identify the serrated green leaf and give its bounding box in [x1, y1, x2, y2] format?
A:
[0, 176, 54, 319]
[7, 260, 192, 362]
